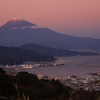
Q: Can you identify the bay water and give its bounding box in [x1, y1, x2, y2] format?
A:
[24, 55, 100, 79]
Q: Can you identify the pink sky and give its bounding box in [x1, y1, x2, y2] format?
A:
[0, 0, 100, 38]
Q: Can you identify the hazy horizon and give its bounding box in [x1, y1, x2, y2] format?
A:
[0, 0, 100, 38]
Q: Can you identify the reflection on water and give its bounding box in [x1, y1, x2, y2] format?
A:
[24, 55, 100, 79]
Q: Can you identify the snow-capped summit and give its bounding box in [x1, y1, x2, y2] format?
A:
[1, 18, 37, 29]
[11, 17, 23, 21]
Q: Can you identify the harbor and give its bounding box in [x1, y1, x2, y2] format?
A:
[1, 55, 100, 91]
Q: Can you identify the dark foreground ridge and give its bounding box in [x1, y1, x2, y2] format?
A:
[0, 68, 100, 100]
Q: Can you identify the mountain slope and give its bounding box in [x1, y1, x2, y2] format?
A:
[20, 43, 99, 56]
[0, 18, 100, 50]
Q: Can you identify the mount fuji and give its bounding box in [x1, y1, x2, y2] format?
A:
[0, 18, 37, 29]
[0, 18, 100, 50]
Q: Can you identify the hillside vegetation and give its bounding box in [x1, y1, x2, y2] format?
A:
[0, 68, 100, 100]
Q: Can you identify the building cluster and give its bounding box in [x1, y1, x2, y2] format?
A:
[37, 74, 100, 91]
[61, 76, 100, 91]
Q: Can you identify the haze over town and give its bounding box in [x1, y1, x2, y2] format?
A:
[0, 0, 100, 38]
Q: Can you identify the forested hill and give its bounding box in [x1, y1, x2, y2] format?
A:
[0, 46, 55, 65]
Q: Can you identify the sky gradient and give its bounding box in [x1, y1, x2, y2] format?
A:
[0, 0, 100, 38]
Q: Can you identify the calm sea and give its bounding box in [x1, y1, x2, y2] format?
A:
[24, 55, 100, 79]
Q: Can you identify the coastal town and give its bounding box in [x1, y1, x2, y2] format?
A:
[37, 73, 100, 91]
[1, 62, 100, 92]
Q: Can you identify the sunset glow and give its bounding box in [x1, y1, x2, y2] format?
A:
[0, 0, 100, 38]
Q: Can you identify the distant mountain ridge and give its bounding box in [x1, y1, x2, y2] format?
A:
[20, 43, 99, 56]
[0, 18, 100, 50]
